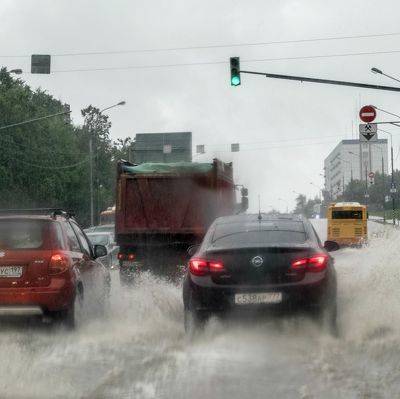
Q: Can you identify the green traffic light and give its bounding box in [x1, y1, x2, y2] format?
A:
[231, 76, 240, 86]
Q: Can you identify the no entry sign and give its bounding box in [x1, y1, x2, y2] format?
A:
[359, 105, 376, 123]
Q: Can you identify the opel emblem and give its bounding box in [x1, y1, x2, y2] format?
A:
[251, 256, 264, 268]
[0, 251, 5, 258]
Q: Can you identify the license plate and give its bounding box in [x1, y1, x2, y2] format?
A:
[122, 261, 140, 268]
[0, 266, 23, 278]
[234, 292, 282, 305]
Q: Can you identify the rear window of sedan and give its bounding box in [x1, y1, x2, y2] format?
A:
[0, 219, 62, 250]
[211, 220, 307, 246]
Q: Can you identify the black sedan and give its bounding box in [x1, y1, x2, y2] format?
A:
[183, 213, 339, 334]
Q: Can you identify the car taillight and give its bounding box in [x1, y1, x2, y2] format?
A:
[189, 258, 225, 276]
[118, 253, 134, 261]
[290, 253, 328, 273]
[49, 253, 71, 275]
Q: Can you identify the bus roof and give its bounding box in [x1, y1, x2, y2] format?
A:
[329, 202, 366, 209]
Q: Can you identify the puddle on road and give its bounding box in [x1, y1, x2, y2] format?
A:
[1, 221, 400, 399]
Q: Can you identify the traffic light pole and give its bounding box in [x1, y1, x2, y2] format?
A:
[239, 70, 400, 92]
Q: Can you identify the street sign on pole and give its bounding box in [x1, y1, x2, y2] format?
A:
[359, 123, 377, 141]
[31, 54, 51, 74]
[231, 143, 240, 152]
[196, 144, 205, 154]
[359, 105, 376, 123]
[368, 172, 375, 179]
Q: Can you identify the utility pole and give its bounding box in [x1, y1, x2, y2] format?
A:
[365, 163, 369, 207]
[89, 130, 94, 227]
[382, 154, 386, 223]
[391, 145, 396, 225]
[86, 101, 126, 227]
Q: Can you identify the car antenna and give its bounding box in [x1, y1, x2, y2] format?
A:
[258, 195, 262, 221]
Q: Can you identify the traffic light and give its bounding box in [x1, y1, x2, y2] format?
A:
[230, 57, 240, 86]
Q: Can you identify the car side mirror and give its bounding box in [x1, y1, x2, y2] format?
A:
[324, 240, 340, 252]
[187, 244, 200, 256]
[94, 244, 108, 258]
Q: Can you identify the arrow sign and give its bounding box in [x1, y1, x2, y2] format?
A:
[359, 123, 377, 141]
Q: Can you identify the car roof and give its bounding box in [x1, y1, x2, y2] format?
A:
[0, 215, 68, 222]
[214, 213, 305, 225]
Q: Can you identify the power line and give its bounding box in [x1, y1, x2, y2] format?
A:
[2, 31, 400, 58]
[47, 48, 400, 74]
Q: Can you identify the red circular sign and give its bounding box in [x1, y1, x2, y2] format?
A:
[368, 172, 375, 178]
[359, 105, 376, 123]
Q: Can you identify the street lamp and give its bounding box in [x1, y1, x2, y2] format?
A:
[9, 69, 23, 75]
[371, 67, 400, 85]
[88, 100, 126, 226]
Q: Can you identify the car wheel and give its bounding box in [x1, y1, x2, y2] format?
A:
[56, 288, 84, 329]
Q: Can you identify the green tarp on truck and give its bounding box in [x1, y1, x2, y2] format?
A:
[121, 162, 214, 175]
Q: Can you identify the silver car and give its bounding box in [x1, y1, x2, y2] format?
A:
[86, 231, 118, 268]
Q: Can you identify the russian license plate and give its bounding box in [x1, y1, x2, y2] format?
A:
[235, 292, 282, 305]
[0, 266, 23, 278]
[122, 261, 140, 268]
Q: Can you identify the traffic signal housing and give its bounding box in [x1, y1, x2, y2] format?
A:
[230, 57, 241, 86]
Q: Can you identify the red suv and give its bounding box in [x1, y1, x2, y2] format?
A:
[0, 209, 111, 328]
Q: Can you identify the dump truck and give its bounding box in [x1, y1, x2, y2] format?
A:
[115, 159, 248, 282]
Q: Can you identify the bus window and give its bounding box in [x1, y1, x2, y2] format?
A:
[332, 210, 363, 220]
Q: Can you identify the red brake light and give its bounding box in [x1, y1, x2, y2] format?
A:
[49, 253, 71, 275]
[127, 253, 135, 261]
[189, 258, 209, 276]
[118, 253, 126, 260]
[189, 258, 225, 276]
[291, 253, 328, 273]
[307, 254, 329, 272]
[209, 261, 224, 272]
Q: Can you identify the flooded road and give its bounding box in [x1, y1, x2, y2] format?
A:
[1, 220, 400, 399]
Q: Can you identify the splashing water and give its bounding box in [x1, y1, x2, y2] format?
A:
[1, 221, 400, 399]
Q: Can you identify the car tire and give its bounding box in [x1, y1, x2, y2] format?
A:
[55, 288, 84, 329]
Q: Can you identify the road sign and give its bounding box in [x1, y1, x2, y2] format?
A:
[390, 188, 397, 194]
[368, 172, 375, 179]
[364, 193, 370, 198]
[31, 54, 51, 74]
[196, 144, 205, 154]
[359, 105, 376, 123]
[359, 123, 377, 141]
[231, 143, 240, 152]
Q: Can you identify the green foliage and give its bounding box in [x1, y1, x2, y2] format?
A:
[0, 68, 130, 227]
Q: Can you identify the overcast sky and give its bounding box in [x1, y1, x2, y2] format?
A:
[2, 0, 400, 212]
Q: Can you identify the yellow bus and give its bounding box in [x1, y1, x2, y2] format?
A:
[327, 202, 367, 246]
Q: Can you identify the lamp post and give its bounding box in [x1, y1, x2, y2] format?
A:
[88, 101, 126, 226]
[9, 69, 23, 75]
[371, 67, 400, 85]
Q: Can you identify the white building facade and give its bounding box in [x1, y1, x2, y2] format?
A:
[324, 138, 388, 199]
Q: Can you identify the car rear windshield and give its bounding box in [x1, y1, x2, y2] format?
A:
[212, 221, 307, 246]
[332, 210, 363, 219]
[0, 219, 52, 250]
